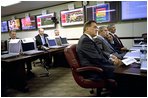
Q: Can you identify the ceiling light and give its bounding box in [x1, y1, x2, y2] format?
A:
[1, 0, 21, 7]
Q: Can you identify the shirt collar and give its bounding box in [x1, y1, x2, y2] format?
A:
[84, 33, 94, 41]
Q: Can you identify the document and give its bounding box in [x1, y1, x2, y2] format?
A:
[122, 58, 137, 66]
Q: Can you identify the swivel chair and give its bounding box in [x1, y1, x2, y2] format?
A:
[64, 44, 117, 96]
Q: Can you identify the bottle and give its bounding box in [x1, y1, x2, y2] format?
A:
[140, 45, 147, 64]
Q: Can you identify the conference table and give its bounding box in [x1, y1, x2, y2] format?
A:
[113, 46, 147, 97]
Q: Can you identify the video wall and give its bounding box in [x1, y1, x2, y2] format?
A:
[1, 1, 147, 33]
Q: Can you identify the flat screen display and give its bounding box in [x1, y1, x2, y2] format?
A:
[36, 13, 55, 29]
[1, 21, 8, 33]
[21, 16, 37, 30]
[60, 8, 84, 26]
[8, 19, 21, 31]
[22, 42, 35, 51]
[121, 1, 147, 20]
[86, 2, 119, 23]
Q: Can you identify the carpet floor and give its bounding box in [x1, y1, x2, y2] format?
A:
[6, 65, 101, 97]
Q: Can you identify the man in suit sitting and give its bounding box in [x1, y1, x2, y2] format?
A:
[93, 26, 124, 59]
[35, 28, 49, 50]
[76, 20, 123, 81]
[107, 24, 128, 53]
[35, 28, 52, 67]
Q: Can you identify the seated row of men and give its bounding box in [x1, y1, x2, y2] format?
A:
[76, 21, 129, 93]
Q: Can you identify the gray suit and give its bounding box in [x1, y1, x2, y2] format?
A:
[76, 34, 114, 79]
[94, 35, 123, 59]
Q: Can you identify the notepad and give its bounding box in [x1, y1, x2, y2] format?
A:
[122, 58, 137, 66]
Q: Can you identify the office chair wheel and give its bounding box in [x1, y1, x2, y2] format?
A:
[90, 89, 94, 94]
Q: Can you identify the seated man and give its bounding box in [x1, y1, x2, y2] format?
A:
[107, 24, 128, 53]
[76, 20, 123, 81]
[35, 28, 52, 67]
[93, 26, 124, 59]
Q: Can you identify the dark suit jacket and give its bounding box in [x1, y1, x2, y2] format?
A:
[35, 34, 48, 49]
[76, 34, 114, 79]
[94, 36, 123, 59]
[110, 33, 124, 52]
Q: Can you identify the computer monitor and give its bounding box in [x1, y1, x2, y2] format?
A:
[55, 37, 62, 46]
[21, 38, 36, 51]
[61, 37, 68, 44]
[47, 39, 57, 46]
[9, 39, 21, 53]
[1, 40, 8, 51]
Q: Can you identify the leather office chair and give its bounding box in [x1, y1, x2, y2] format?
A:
[64, 44, 117, 96]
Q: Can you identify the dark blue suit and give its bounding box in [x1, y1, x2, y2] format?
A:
[76, 34, 115, 80]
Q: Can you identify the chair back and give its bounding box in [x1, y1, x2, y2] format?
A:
[64, 44, 105, 88]
[64, 44, 80, 69]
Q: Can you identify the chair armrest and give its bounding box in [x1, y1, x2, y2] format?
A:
[76, 66, 103, 73]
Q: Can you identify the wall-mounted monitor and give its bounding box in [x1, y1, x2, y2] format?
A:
[121, 1, 147, 20]
[8, 19, 21, 31]
[60, 8, 84, 26]
[21, 16, 37, 30]
[1, 21, 9, 33]
[86, 1, 119, 23]
[36, 13, 55, 29]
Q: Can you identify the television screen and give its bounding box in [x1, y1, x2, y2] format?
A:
[8, 19, 21, 31]
[60, 8, 84, 26]
[1, 21, 9, 33]
[86, 2, 119, 23]
[121, 1, 147, 20]
[21, 16, 37, 30]
[36, 13, 55, 29]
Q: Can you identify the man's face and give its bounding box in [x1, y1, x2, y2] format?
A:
[110, 26, 116, 33]
[101, 27, 108, 38]
[87, 22, 98, 37]
[106, 33, 113, 41]
[39, 28, 44, 35]
[10, 32, 16, 39]
[55, 30, 59, 36]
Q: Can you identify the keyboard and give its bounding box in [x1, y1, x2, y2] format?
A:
[23, 50, 44, 55]
[1, 53, 20, 59]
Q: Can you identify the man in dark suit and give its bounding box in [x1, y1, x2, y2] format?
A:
[107, 24, 128, 53]
[35, 28, 52, 67]
[94, 26, 124, 59]
[35, 28, 48, 50]
[76, 20, 123, 80]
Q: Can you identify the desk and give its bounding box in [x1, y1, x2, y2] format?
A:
[2, 55, 30, 92]
[114, 62, 147, 96]
[114, 45, 147, 96]
[1, 47, 67, 93]
[47, 47, 69, 67]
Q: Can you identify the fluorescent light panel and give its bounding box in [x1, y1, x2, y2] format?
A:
[1, 0, 21, 7]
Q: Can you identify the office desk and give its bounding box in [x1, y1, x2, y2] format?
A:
[47, 47, 69, 67]
[1, 47, 67, 92]
[114, 63, 146, 77]
[2, 55, 30, 91]
[114, 63, 147, 97]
